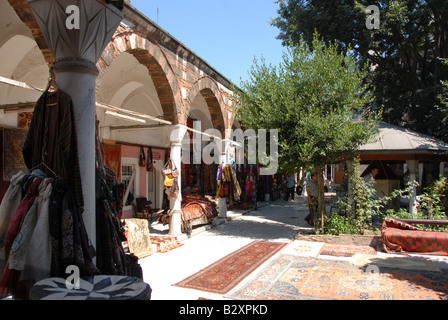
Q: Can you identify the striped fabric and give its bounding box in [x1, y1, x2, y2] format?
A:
[22, 89, 84, 209]
[382, 217, 448, 255]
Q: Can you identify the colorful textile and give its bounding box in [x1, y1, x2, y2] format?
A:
[49, 179, 99, 278]
[174, 241, 287, 294]
[381, 218, 448, 256]
[102, 143, 122, 181]
[0, 171, 27, 251]
[21, 180, 53, 285]
[227, 254, 448, 300]
[181, 194, 218, 222]
[182, 202, 207, 221]
[3, 128, 27, 181]
[150, 236, 183, 253]
[319, 243, 377, 258]
[282, 240, 325, 258]
[0, 177, 43, 296]
[17, 112, 33, 130]
[138, 146, 145, 167]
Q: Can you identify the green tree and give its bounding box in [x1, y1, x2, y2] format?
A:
[272, 0, 448, 141]
[233, 34, 380, 231]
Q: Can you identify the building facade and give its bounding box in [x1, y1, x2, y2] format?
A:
[0, 0, 240, 236]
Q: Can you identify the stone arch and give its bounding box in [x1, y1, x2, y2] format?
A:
[97, 32, 182, 124]
[0, 35, 36, 76]
[0, 34, 48, 105]
[6, 0, 55, 65]
[186, 77, 226, 135]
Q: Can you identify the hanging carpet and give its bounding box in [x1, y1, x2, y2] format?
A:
[149, 236, 183, 253]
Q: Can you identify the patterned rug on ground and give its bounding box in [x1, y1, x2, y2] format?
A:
[319, 243, 377, 258]
[150, 236, 183, 253]
[226, 254, 448, 300]
[174, 241, 287, 294]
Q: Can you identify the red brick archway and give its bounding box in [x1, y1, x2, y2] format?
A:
[187, 77, 226, 135]
[7, 0, 55, 64]
[6, 0, 232, 129]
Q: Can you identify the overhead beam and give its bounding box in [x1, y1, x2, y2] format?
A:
[110, 123, 169, 130]
[0, 102, 36, 113]
[0, 75, 44, 92]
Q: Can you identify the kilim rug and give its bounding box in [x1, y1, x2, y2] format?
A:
[281, 240, 324, 258]
[150, 236, 184, 253]
[319, 243, 377, 258]
[3, 128, 27, 181]
[174, 241, 287, 294]
[226, 254, 448, 300]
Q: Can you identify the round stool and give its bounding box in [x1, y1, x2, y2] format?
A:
[30, 275, 151, 300]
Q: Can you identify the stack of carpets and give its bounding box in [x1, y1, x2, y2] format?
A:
[226, 254, 448, 300]
[181, 194, 218, 234]
[318, 243, 377, 258]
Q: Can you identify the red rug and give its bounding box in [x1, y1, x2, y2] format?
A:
[174, 241, 287, 294]
[150, 236, 184, 253]
[319, 243, 377, 257]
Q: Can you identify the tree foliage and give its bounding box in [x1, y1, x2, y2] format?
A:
[233, 34, 379, 172]
[272, 0, 448, 141]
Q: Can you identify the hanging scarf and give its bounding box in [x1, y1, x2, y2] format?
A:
[138, 147, 146, 167]
[146, 147, 153, 172]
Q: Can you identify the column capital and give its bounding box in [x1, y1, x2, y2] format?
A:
[28, 0, 123, 63]
[169, 124, 188, 144]
[53, 58, 99, 76]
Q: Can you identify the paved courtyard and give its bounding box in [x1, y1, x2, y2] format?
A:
[141, 197, 448, 301]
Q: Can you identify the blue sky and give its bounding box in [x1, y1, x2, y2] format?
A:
[128, 0, 285, 85]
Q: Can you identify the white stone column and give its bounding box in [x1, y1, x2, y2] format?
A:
[28, 0, 123, 253]
[406, 159, 419, 215]
[53, 60, 97, 244]
[168, 125, 187, 235]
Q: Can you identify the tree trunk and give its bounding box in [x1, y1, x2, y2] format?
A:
[317, 167, 326, 233]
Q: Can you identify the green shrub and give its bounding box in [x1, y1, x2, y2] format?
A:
[326, 158, 417, 235]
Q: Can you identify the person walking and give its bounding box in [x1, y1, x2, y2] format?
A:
[305, 172, 318, 226]
[284, 173, 296, 201]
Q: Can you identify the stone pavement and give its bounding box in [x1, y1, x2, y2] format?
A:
[141, 196, 313, 300]
[140, 196, 448, 300]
